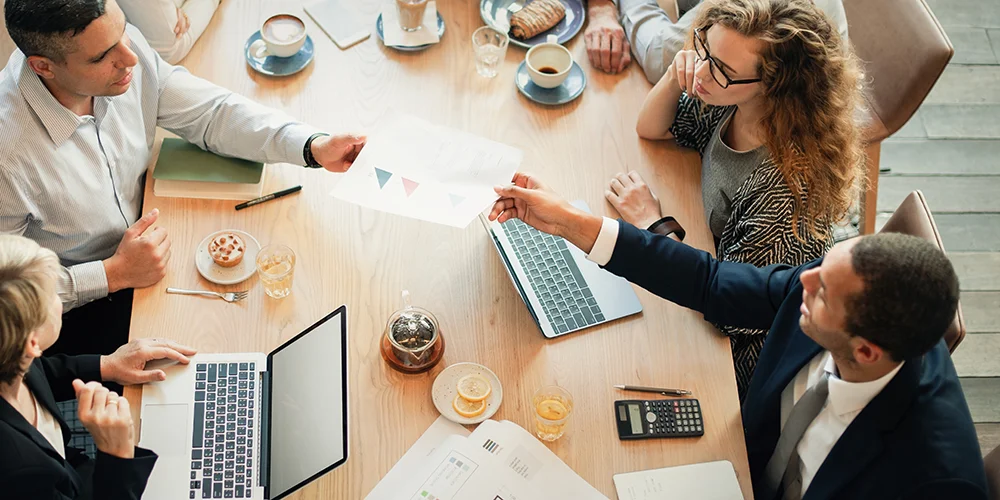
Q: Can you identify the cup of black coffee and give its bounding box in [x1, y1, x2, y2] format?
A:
[250, 14, 307, 58]
[525, 35, 572, 88]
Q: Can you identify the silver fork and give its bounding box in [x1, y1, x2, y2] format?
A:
[166, 287, 249, 303]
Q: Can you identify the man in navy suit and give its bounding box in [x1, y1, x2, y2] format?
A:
[489, 173, 988, 500]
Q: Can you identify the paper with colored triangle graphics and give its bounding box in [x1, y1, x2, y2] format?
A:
[330, 114, 523, 228]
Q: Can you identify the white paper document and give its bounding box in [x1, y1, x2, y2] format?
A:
[366, 419, 608, 500]
[330, 114, 522, 228]
[613, 460, 744, 500]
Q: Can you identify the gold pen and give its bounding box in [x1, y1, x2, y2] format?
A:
[615, 384, 692, 397]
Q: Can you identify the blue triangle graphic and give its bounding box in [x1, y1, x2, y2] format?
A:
[449, 193, 465, 207]
[374, 167, 392, 189]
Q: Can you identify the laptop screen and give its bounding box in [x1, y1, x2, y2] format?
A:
[266, 307, 348, 499]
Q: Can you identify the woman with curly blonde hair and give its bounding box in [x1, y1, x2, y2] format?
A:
[605, 0, 864, 399]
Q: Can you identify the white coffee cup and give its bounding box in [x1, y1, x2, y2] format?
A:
[250, 14, 307, 59]
[525, 35, 573, 89]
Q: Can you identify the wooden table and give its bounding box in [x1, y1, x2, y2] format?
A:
[124, 0, 752, 497]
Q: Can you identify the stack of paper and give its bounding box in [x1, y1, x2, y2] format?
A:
[613, 460, 744, 500]
[366, 417, 608, 500]
[152, 138, 267, 200]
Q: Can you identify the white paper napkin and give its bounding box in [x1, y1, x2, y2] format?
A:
[382, 1, 440, 47]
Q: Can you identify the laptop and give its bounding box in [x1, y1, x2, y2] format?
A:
[482, 201, 642, 338]
[138, 306, 348, 500]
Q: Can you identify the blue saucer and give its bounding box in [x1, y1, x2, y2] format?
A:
[376, 12, 446, 51]
[244, 31, 314, 76]
[515, 61, 586, 105]
[481, 0, 585, 49]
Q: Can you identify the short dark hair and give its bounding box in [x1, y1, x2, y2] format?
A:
[845, 233, 960, 361]
[4, 0, 107, 60]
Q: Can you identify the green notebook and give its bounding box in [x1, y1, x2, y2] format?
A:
[152, 138, 264, 184]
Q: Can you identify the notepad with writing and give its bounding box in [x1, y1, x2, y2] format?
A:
[152, 138, 266, 200]
[613, 460, 744, 500]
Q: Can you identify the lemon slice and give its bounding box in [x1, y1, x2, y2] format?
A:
[453, 395, 486, 418]
[456, 374, 493, 402]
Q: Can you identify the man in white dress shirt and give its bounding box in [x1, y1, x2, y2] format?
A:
[488, 173, 988, 499]
[0, 0, 366, 356]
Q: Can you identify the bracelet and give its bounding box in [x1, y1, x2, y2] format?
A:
[303, 133, 329, 168]
[647, 216, 686, 241]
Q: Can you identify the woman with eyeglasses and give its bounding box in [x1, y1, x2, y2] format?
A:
[605, 0, 864, 400]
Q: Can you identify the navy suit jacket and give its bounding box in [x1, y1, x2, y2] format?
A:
[603, 222, 988, 500]
[0, 355, 157, 500]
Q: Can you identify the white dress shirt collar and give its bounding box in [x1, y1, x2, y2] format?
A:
[823, 352, 905, 419]
[13, 53, 94, 145]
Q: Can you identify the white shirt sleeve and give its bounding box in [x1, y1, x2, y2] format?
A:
[586, 217, 620, 266]
[119, 0, 221, 64]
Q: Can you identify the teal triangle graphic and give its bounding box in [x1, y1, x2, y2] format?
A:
[449, 194, 465, 207]
[374, 167, 392, 189]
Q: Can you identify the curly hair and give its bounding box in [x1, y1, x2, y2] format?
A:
[692, 0, 866, 240]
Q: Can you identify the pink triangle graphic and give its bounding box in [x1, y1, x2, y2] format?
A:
[401, 177, 419, 197]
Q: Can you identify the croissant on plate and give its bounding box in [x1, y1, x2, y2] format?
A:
[509, 0, 566, 40]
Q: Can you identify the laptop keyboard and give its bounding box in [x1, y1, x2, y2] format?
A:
[502, 218, 605, 335]
[190, 362, 257, 499]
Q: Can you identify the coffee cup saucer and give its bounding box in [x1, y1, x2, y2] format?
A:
[515, 60, 586, 106]
[243, 31, 314, 77]
[376, 12, 446, 52]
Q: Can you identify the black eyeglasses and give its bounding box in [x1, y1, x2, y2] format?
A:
[693, 26, 762, 89]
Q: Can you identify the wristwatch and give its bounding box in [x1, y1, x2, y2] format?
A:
[647, 216, 686, 241]
[303, 133, 329, 168]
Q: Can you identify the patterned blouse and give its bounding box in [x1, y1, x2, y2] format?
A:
[669, 93, 833, 401]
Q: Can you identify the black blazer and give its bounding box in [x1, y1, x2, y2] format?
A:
[603, 222, 988, 500]
[0, 355, 157, 500]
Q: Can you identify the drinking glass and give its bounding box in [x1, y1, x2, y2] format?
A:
[256, 245, 295, 299]
[532, 386, 573, 441]
[472, 26, 509, 78]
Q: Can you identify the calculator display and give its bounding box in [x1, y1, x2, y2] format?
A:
[628, 404, 642, 434]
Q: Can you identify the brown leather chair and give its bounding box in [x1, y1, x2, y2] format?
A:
[878, 190, 965, 352]
[842, 0, 953, 234]
[987, 443, 1000, 500]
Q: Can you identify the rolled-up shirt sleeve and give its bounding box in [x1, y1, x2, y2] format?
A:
[59, 261, 110, 311]
[586, 217, 621, 266]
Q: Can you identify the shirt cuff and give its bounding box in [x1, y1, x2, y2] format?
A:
[66, 261, 110, 309]
[281, 123, 325, 166]
[586, 217, 620, 266]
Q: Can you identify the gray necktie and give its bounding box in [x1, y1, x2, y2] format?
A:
[762, 372, 831, 500]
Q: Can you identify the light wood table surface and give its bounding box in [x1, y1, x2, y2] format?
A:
[124, 0, 752, 498]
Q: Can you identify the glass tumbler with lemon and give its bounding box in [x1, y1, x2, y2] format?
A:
[533, 386, 573, 441]
[453, 373, 493, 419]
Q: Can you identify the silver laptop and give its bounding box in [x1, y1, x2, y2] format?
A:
[482, 201, 642, 338]
[138, 306, 348, 500]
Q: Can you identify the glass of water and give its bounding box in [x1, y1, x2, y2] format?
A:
[472, 26, 509, 78]
[533, 385, 573, 441]
[256, 244, 295, 299]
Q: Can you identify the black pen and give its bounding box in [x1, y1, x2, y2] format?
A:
[235, 185, 302, 211]
[615, 384, 692, 397]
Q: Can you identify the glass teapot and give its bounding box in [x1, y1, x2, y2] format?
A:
[380, 290, 445, 373]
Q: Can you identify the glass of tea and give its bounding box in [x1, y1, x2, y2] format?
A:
[532, 385, 573, 441]
[396, 0, 428, 32]
[256, 244, 295, 299]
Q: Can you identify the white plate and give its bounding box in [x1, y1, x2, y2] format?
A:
[432, 362, 503, 425]
[194, 229, 261, 285]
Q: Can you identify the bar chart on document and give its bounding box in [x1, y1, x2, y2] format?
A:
[330, 114, 523, 228]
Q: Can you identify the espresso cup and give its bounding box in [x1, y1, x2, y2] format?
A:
[525, 35, 573, 89]
[250, 14, 307, 59]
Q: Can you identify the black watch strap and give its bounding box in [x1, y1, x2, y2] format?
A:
[303, 133, 329, 168]
[647, 216, 686, 241]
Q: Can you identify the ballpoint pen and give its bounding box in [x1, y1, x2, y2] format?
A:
[614, 384, 692, 397]
[235, 185, 302, 211]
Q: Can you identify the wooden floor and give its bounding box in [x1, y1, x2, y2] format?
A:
[878, 0, 1000, 457]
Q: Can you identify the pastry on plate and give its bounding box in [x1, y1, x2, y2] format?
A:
[209, 233, 245, 268]
[510, 0, 566, 40]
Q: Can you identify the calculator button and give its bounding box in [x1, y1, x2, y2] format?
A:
[646, 412, 657, 423]
[696, 426, 703, 432]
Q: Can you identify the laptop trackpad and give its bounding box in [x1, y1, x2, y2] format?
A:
[140, 404, 189, 499]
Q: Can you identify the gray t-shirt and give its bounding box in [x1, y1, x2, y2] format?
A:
[701, 108, 768, 238]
